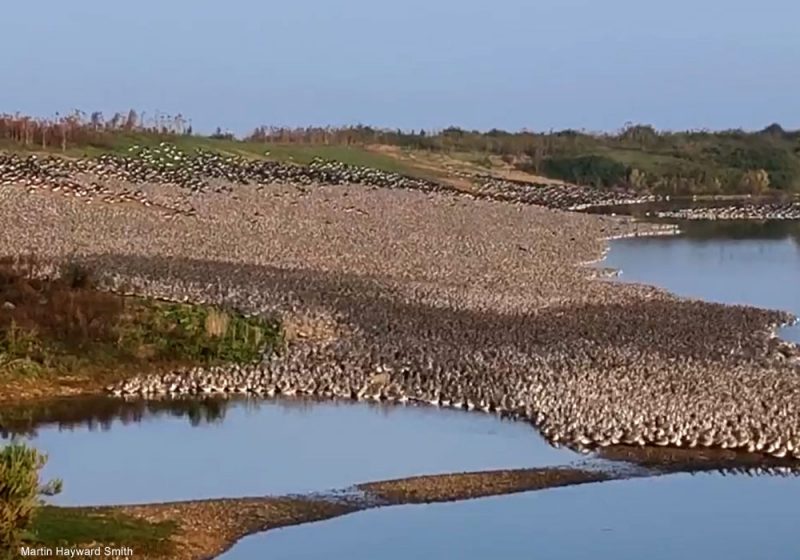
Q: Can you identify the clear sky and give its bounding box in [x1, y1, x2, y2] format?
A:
[1, 0, 797, 134]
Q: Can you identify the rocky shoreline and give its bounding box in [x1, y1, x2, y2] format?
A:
[2, 153, 800, 463]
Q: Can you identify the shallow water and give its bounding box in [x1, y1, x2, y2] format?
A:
[8, 397, 577, 506]
[220, 217, 800, 559]
[603, 220, 800, 342]
[222, 473, 800, 560]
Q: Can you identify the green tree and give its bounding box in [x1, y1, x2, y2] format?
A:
[0, 442, 62, 557]
[542, 155, 628, 188]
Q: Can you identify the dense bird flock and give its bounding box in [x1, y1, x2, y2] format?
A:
[654, 202, 800, 221]
[2, 145, 800, 462]
[0, 144, 443, 219]
[473, 175, 654, 211]
[0, 143, 662, 214]
[1, 144, 796, 218]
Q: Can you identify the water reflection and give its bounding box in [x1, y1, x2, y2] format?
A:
[0, 396, 230, 439]
[222, 473, 800, 560]
[5, 396, 578, 506]
[591, 200, 800, 243]
[217, 215, 800, 559]
[678, 219, 800, 242]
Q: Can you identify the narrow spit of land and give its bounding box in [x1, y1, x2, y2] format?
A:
[28, 455, 800, 560]
[18, 467, 618, 560]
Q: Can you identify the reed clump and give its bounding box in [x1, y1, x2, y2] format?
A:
[0, 256, 281, 390]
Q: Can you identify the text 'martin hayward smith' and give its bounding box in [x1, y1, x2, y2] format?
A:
[19, 546, 136, 557]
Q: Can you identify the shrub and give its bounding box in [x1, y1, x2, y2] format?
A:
[0, 442, 62, 555]
[542, 155, 629, 188]
[59, 261, 93, 290]
[739, 169, 771, 194]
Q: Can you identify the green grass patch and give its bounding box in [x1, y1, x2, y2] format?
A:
[0, 258, 281, 385]
[27, 507, 176, 557]
[1, 131, 431, 179]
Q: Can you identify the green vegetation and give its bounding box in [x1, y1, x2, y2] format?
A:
[249, 124, 800, 195]
[0, 442, 62, 557]
[66, 133, 415, 174]
[1, 439, 172, 557]
[386, 125, 800, 195]
[541, 155, 628, 188]
[0, 257, 281, 392]
[0, 112, 433, 179]
[3, 111, 800, 194]
[26, 507, 176, 557]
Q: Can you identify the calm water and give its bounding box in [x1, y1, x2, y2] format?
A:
[7, 213, 799, 557]
[223, 473, 800, 560]
[10, 397, 576, 506]
[604, 220, 800, 343]
[222, 217, 800, 559]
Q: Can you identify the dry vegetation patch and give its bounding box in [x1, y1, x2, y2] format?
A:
[0, 257, 280, 403]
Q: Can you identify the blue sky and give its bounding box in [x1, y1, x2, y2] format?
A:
[1, 0, 797, 134]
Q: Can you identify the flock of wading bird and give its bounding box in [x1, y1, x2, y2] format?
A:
[1, 141, 799, 463]
[0, 143, 654, 213]
[654, 202, 800, 221]
[2, 144, 795, 219]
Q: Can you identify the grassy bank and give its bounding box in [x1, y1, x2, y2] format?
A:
[0, 257, 281, 402]
[0, 115, 437, 181]
[8, 111, 800, 195]
[24, 507, 176, 557]
[253, 127, 800, 196]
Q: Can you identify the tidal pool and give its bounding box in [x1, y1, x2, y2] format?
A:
[604, 219, 800, 342]
[221, 473, 800, 560]
[5, 397, 577, 506]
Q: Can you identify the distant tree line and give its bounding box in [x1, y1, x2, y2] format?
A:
[0, 110, 193, 151]
[2, 111, 799, 194]
[247, 123, 800, 194]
